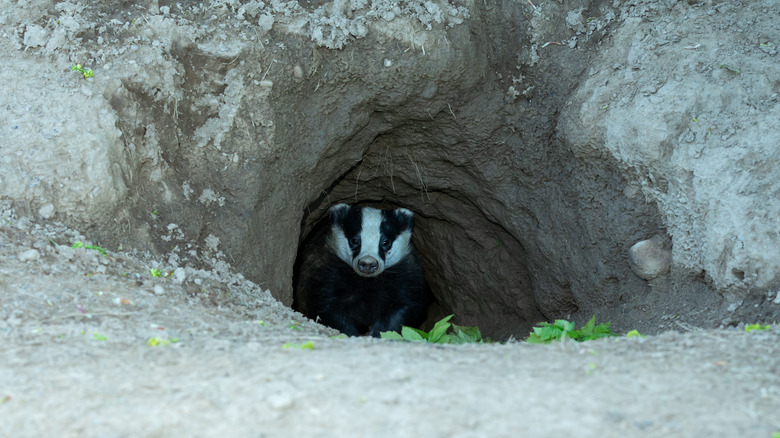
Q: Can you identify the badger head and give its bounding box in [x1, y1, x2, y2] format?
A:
[327, 204, 414, 278]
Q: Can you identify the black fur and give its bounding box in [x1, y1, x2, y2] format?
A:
[294, 206, 430, 337]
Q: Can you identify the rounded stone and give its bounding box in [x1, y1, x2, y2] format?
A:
[172, 267, 187, 285]
[628, 236, 672, 280]
[19, 249, 41, 262]
[38, 203, 55, 219]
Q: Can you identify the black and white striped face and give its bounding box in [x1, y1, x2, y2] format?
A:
[327, 204, 414, 278]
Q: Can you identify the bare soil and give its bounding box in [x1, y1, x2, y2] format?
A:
[2, 209, 779, 437]
[2, 0, 780, 435]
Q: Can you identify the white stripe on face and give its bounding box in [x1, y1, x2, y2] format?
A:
[357, 207, 384, 272]
[327, 224, 353, 266]
[384, 229, 412, 268]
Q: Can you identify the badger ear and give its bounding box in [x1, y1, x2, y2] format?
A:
[329, 203, 350, 227]
[394, 208, 414, 230]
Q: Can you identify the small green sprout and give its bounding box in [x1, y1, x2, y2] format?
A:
[70, 64, 94, 78]
[93, 332, 108, 341]
[283, 341, 315, 350]
[147, 337, 180, 347]
[626, 329, 645, 338]
[72, 241, 107, 256]
[150, 268, 163, 278]
[745, 323, 771, 333]
[288, 321, 303, 331]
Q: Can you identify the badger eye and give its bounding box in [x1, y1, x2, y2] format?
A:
[380, 239, 392, 251]
[349, 236, 360, 247]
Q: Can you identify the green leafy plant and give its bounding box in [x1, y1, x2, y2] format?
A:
[150, 268, 163, 278]
[283, 341, 314, 350]
[526, 316, 618, 344]
[70, 64, 94, 78]
[92, 332, 108, 341]
[380, 315, 488, 344]
[745, 323, 771, 333]
[626, 329, 645, 338]
[72, 241, 107, 256]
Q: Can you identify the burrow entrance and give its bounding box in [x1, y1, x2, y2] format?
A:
[288, 114, 694, 340]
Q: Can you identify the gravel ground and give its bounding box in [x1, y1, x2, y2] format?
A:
[1, 208, 779, 437]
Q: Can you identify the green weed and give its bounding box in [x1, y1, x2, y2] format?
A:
[283, 341, 314, 350]
[72, 241, 107, 256]
[380, 315, 489, 344]
[526, 316, 618, 344]
[745, 323, 771, 333]
[70, 64, 94, 78]
[147, 337, 180, 347]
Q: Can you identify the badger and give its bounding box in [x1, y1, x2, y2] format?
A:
[294, 203, 431, 337]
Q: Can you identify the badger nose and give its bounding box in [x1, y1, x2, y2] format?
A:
[357, 256, 379, 275]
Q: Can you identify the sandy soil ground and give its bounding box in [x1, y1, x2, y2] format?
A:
[1, 207, 779, 437]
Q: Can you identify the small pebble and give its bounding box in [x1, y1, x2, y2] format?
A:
[38, 203, 55, 219]
[153, 285, 165, 296]
[267, 393, 294, 410]
[57, 245, 76, 261]
[19, 249, 41, 262]
[172, 268, 187, 285]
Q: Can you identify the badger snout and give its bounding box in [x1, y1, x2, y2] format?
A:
[356, 256, 381, 276]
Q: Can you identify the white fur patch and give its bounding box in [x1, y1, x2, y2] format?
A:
[384, 229, 412, 268]
[396, 208, 412, 218]
[357, 207, 384, 273]
[327, 225, 353, 266]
